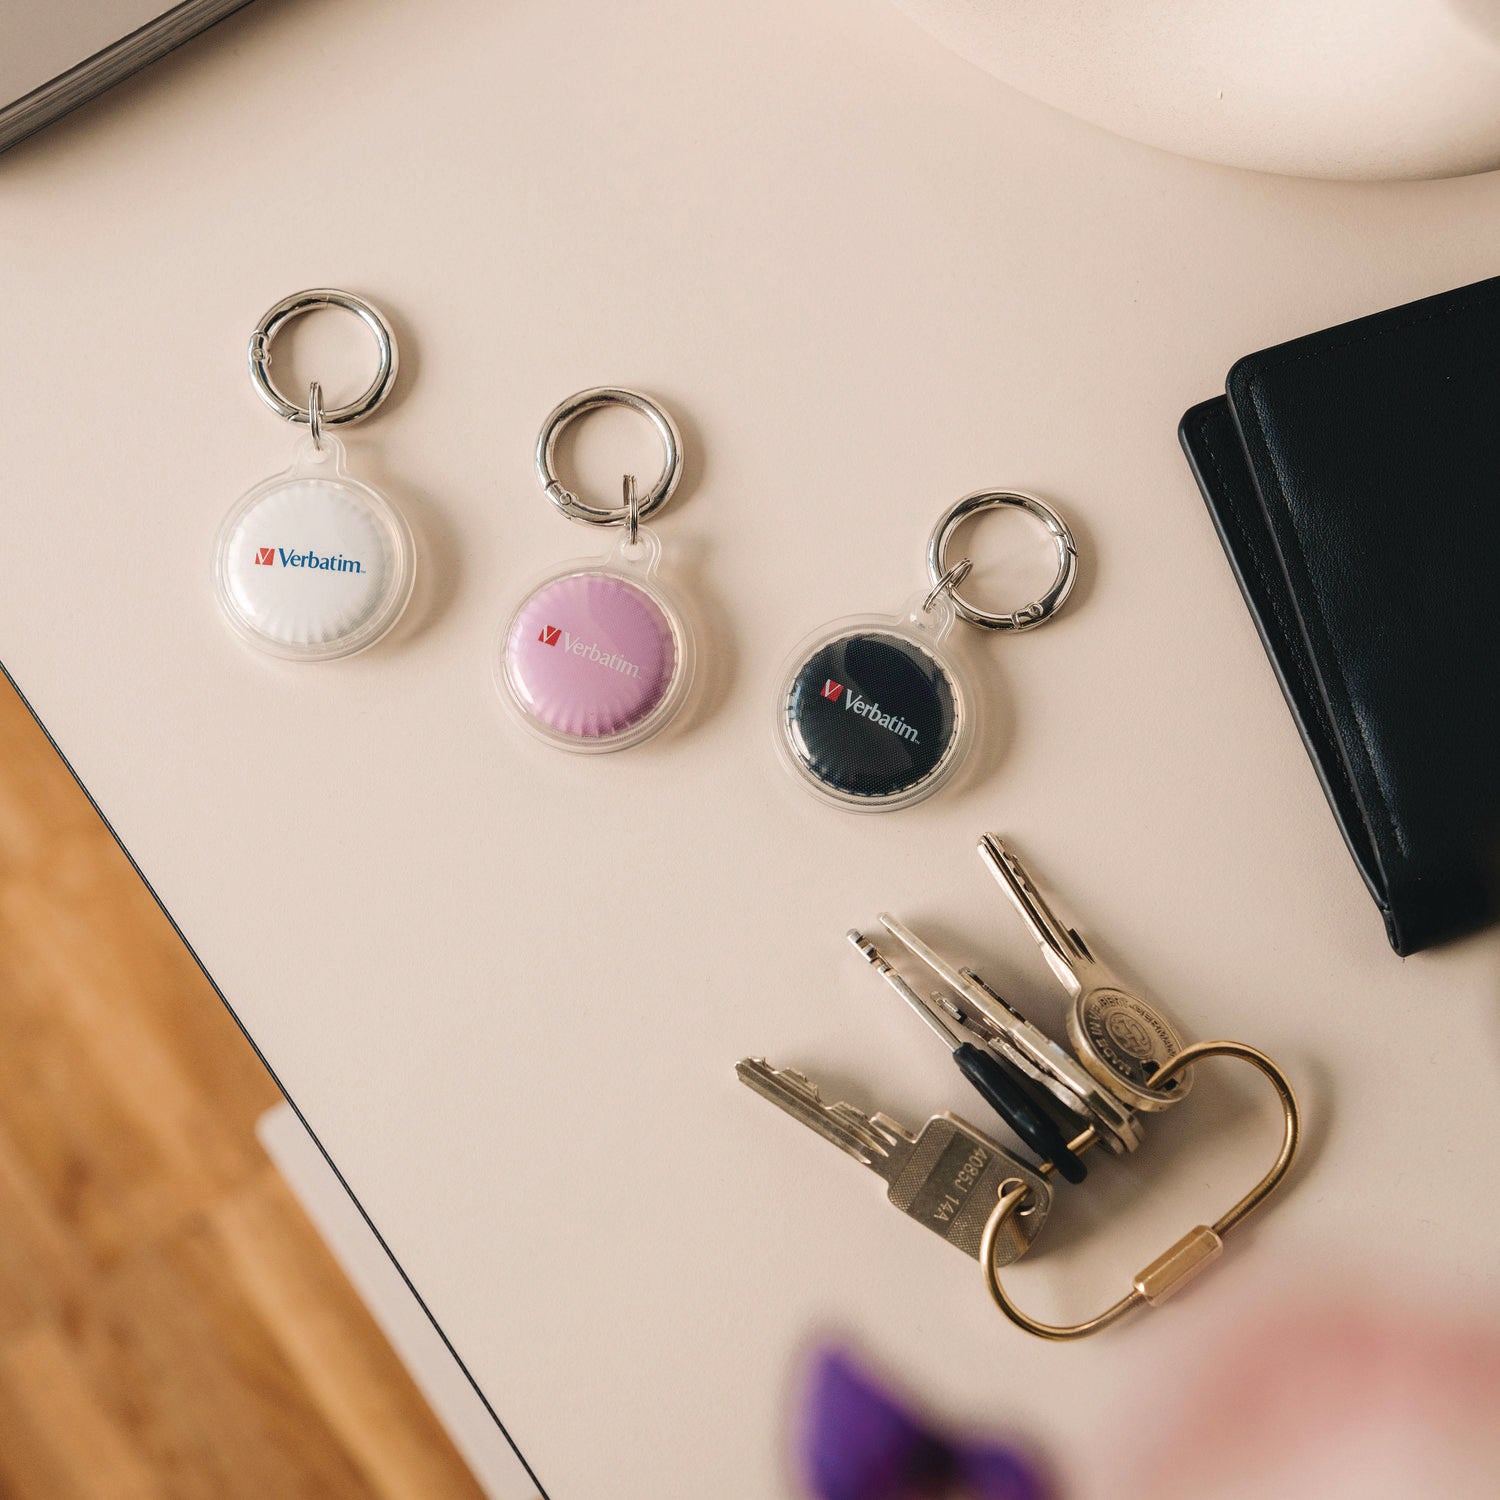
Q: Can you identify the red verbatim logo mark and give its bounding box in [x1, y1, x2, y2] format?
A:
[254, 547, 275, 566]
[821, 679, 845, 702]
[538, 625, 561, 646]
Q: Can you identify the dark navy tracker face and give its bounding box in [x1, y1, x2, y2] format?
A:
[784, 631, 958, 799]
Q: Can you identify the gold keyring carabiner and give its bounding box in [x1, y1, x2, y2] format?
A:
[980, 1040, 1300, 1341]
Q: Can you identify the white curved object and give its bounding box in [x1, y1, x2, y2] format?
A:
[891, 0, 1500, 180]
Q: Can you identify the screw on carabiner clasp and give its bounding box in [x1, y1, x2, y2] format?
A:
[979, 1040, 1301, 1341]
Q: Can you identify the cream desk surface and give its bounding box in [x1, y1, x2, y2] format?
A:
[4, 1, 1499, 1495]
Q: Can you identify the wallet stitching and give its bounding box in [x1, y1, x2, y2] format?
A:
[1233, 291, 1480, 863]
[1238, 334, 1446, 862]
[1219, 284, 1490, 939]
[1192, 410, 1367, 828]
[1233, 288, 1474, 375]
[1194, 415, 1344, 745]
[1242, 376, 1408, 859]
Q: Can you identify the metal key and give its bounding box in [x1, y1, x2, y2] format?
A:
[977, 834, 1191, 1113]
[735, 1058, 1052, 1265]
[876, 913, 1142, 1154]
[848, 930, 1090, 1181]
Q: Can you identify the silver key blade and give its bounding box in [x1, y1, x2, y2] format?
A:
[959, 970, 1143, 1154]
[847, 929, 969, 1050]
[867, 917, 1142, 1157]
[948, 975, 1089, 1104]
[876, 913, 1021, 1041]
[736, 1059, 913, 1182]
[977, 834, 1092, 995]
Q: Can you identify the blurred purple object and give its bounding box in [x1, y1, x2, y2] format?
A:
[802, 1348, 1047, 1500]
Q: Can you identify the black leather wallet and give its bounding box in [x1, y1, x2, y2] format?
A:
[1180, 275, 1500, 955]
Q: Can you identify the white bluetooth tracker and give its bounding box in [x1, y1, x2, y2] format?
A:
[214, 289, 416, 662]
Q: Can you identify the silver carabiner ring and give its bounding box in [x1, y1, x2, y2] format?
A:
[926, 490, 1079, 632]
[535, 387, 683, 527]
[247, 289, 398, 428]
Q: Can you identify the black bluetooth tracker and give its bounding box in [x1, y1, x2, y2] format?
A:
[774, 489, 1080, 812]
[783, 630, 962, 805]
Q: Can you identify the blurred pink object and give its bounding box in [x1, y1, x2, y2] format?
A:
[1131, 1298, 1500, 1498]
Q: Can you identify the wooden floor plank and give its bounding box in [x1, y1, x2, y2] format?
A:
[0, 1324, 158, 1500]
[210, 1166, 489, 1500]
[77, 1218, 378, 1500]
[0, 675, 486, 1498]
[0, 1124, 92, 1343]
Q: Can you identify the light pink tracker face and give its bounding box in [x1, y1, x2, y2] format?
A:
[505, 571, 677, 741]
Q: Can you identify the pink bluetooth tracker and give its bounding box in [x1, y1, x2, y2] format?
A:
[498, 388, 695, 752]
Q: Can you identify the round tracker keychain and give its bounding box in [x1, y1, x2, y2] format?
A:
[214, 289, 416, 662]
[497, 387, 695, 752]
[777, 490, 1079, 810]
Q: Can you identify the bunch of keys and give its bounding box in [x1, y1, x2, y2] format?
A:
[738, 835, 1302, 1341]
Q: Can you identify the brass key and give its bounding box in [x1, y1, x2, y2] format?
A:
[735, 1058, 1052, 1265]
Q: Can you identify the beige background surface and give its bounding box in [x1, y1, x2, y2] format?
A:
[3, 1, 1499, 1495]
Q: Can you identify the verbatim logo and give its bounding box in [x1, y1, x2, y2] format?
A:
[252, 547, 365, 573]
[836, 689, 919, 744]
[536, 628, 640, 678]
[820, 679, 844, 702]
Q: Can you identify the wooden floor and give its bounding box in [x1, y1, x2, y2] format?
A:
[0, 676, 486, 1500]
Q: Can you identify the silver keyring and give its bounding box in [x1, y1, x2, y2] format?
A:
[623, 474, 640, 547]
[535, 387, 682, 526]
[307, 381, 324, 450]
[247, 289, 398, 427]
[922, 555, 973, 613]
[926, 490, 1079, 632]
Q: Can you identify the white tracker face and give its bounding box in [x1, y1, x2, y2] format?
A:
[225, 478, 390, 647]
[215, 450, 414, 662]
